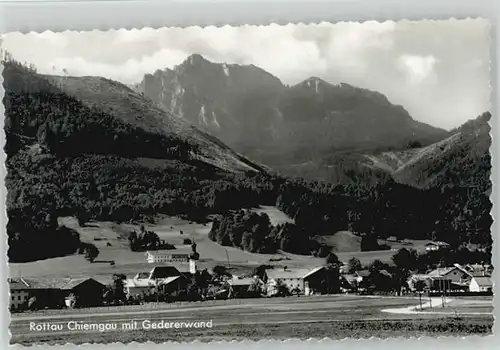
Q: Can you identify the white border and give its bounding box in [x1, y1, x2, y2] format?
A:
[0, 0, 498, 349]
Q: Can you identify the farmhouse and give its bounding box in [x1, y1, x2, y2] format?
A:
[58, 278, 107, 308]
[464, 264, 492, 277]
[8, 277, 106, 310]
[425, 241, 450, 251]
[407, 265, 473, 292]
[125, 265, 190, 297]
[266, 266, 327, 296]
[469, 276, 493, 293]
[427, 265, 472, 284]
[227, 277, 264, 298]
[340, 274, 360, 292]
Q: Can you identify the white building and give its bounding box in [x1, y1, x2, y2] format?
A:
[469, 276, 493, 293]
[425, 241, 450, 251]
[124, 265, 190, 297]
[145, 249, 191, 263]
[266, 266, 326, 296]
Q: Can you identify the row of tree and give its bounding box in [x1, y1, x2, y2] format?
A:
[208, 211, 325, 255]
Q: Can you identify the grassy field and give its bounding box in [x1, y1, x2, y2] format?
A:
[10, 295, 493, 345]
[9, 206, 435, 282]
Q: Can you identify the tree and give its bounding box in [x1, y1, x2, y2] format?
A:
[392, 248, 418, 271]
[27, 296, 38, 311]
[316, 246, 331, 258]
[326, 252, 340, 266]
[414, 280, 427, 311]
[247, 279, 264, 298]
[66, 293, 77, 308]
[212, 265, 231, 281]
[274, 280, 291, 297]
[347, 257, 362, 273]
[361, 234, 381, 251]
[251, 265, 269, 283]
[111, 273, 127, 303]
[369, 259, 388, 273]
[318, 266, 341, 294]
[128, 230, 139, 251]
[84, 244, 99, 263]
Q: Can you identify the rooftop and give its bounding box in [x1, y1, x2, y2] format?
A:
[426, 241, 450, 247]
[266, 266, 325, 280]
[471, 276, 493, 287]
[149, 266, 181, 279]
[146, 247, 193, 256]
[355, 270, 371, 278]
[126, 276, 181, 288]
[8, 277, 104, 290]
[228, 277, 256, 286]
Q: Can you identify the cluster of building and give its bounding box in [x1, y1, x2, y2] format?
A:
[9, 247, 494, 311]
[406, 263, 493, 294]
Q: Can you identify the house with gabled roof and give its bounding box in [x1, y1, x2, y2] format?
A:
[8, 277, 105, 310]
[227, 276, 265, 298]
[425, 241, 451, 251]
[407, 264, 473, 292]
[125, 265, 190, 297]
[266, 266, 327, 296]
[469, 276, 493, 293]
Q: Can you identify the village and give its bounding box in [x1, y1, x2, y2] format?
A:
[8, 237, 493, 313]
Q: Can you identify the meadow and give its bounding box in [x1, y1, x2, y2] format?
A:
[9, 206, 433, 282]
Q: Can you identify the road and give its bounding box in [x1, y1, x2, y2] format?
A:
[9, 295, 493, 344]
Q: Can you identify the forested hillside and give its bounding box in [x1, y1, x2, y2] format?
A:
[4, 56, 492, 265]
[3, 57, 275, 262]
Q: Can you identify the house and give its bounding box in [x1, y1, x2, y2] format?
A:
[9, 277, 106, 310]
[354, 270, 371, 281]
[464, 264, 492, 277]
[401, 239, 413, 246]
[227, 277, 264, 298]
[469, 276, 493, 293]
[339, 263, 350, 274]
[266, 266, 327, 296]
[59, 278, 106, 308]
[124, 265, 190, 297]
[145, 249, 192, 263]
[425, 241, 450, 251]
[427, 265, 472, 284]
[407, 265, 473, 292]
[407, 274, 433, 291]
[340, 274, 359, 292]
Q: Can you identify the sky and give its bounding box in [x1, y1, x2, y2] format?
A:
[1, 19, 490, 130]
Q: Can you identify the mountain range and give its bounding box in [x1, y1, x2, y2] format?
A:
[134, 54, 449, 172]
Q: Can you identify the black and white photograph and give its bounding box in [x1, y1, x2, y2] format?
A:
[2, 19, 493, 345]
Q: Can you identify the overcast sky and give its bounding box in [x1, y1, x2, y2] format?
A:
[2, 19, 490, 130]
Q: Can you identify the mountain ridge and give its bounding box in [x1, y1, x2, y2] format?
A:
[134, 54, 449, 175]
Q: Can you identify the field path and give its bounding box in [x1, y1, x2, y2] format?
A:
[382, 297, 492, 316]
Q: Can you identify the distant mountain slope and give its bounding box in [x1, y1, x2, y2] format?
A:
[280, 112, 491, 188]
[40, 74, 264, 173]
[393, 112, 491, 191]
[135, 54, 449, 169]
